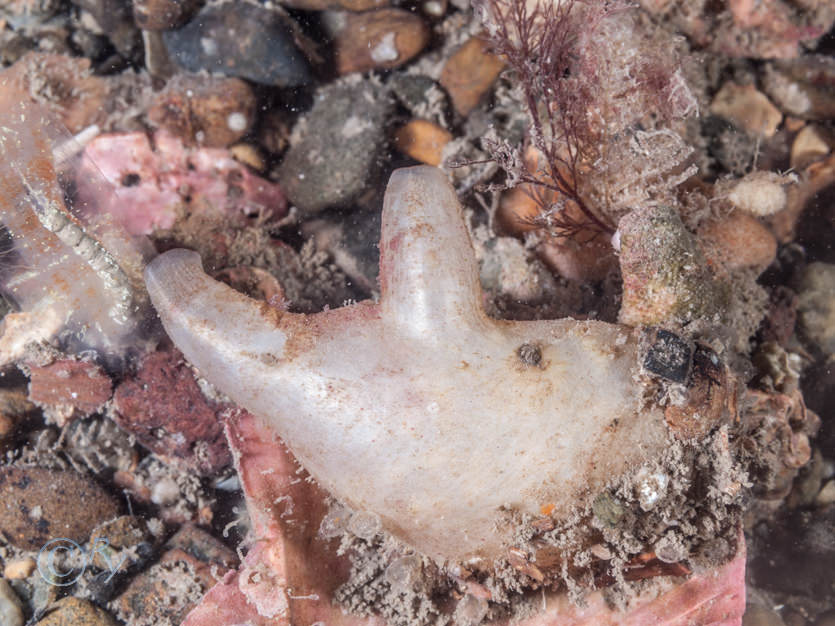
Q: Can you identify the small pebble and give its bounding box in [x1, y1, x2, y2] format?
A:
[0, 385, 31, 421]
[35, 596, 118, 626]
[27, 359, 112, 416]
[393, 119, 452, 166]
[787, 449, 824, 509]
[0, 578, 24, 626]
[167, 523, 238, 572]
[290, 0, 391, 11]
[229, 143, 265, 172]
[276, 78, 393, 215]
[3, 557, 36, 579]
[0, 466, 119, 550]
[132, 0, 200, 30]
[0, 413, 16, 440]
[88, 515, 156, 572]
[389, 73, 447, 119]
[440, 35, 505, 116]
[815, 611, 835, 626]
[72, 0, 139, 57]
[816, 480, 835, 507]
[494, 144, 559, 237]
[113, 533, 235, 626]
[328, 8, 429, 75]
[710, 81, 782, 138]
[796, 262, 835, 357]
[618, 205, 725, 327]
[148, 74, 257, 147]
[791, 124, 831, 170]
[742, 604, 786, 626]
[496, 185, 542, 237]
[281, 0, 387, 9]
[62, 416, 139, 476]
[537, 236, 617, 283]
[422, 0, 447, 18]
[162, 2, 311, 86]
[698, 209, 777, 274]
[763, 56, 835, 121]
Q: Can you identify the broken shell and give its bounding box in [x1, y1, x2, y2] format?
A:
[146, 166, 680, 566]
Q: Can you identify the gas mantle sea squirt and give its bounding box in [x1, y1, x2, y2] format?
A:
[144, 165, 738, 586]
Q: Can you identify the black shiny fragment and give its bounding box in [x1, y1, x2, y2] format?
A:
[643, 329, 692, 384]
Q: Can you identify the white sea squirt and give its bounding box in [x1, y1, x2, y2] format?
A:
[144, 165, 672, 565]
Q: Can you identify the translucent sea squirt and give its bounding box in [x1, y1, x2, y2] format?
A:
[145, 166, 674, 565]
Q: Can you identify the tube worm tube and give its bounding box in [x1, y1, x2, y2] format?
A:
[0, 72, 146, 363]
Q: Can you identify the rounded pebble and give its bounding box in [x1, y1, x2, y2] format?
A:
[0, 466, 119, 550]
[698, 209, 777, 274]
[0, 579, 24, 626]
[148, 74, 256, 147]
[764, 56, 835, 121]
[329, 8, 428, 75]
[393, 119, 452, 166]
[162, 3, 311, 87]
[742, 604, 786, 626]
[791, 125, 831, 171]
[35, 596, 118, 626]
[816, 480, 835, 507]
[3, 557, 35, 579]
[440, 36, 505, 116]
[276, 79, 393, 215]
[815, 611, 835, 626]
[229, 143, 265, 172]
[710, 81, 782, 138]
[797, 262, 835, 357]
[132, 0, 200, 30]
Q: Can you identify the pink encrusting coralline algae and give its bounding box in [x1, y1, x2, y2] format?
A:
[75, 131, 288, 237]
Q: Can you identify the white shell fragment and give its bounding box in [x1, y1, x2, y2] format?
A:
[144, 166, 671, 565]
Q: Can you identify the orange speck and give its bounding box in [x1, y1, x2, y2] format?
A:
[540, 503, 555, 516]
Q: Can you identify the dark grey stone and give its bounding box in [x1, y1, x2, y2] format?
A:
[388, 74, 446, 115]
[71, 0, 140, 57]
[277, 79, 393, 215]
[162, 2, 311, 87]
